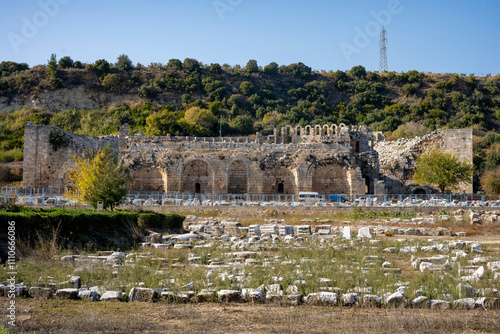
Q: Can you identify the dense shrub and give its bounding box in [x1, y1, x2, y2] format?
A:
[0, 207, 184, 249]
[137, 211, 184, 229]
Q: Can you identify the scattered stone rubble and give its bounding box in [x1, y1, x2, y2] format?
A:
[2, 214, 499, 310]
[14, 194, 500, 208]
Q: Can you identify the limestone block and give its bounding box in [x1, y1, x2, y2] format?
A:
[100, 291, 124, 302]
[429, 300, 450, 309]
[475, 297, 500, 310]
[78, 289, 100, 301]
[278, 225, 294, 235]
[305, 292, 339, 306]
[28, 287, 52, 299]
[196, 289, 217, 303]
[411, 296, 428, 308]
[217, 290, 242, 303]
[260, 225, 278, 235]
[314, 225, 332, 235]
[129, 287, 159, 302]
[385, 292, 405, 307]
[295, 225, 311, 236]
[242, 288, 264, 304]
[56, 288, 79, 300]
[342, 293, 359, 306]
[358, 227, 372, 239]
[248, 225, 261, 236]
[452, 298, 476, 309]
[363, 294, 382, 306]
[342, 226, 352, 240]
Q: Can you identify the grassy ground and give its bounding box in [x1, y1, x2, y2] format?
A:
[1, 300, 500, 334]
[2, 206, 500, 333]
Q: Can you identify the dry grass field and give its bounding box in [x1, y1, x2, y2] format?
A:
[2, 299, 500, 334]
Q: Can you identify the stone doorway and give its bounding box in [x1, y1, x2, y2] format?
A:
[182, 159, 213, 193]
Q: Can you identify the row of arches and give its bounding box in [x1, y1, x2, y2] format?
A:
[179, 158, 351, 194]
[279, 124, 348, 138]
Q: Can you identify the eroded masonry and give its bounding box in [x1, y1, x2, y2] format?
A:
[23, 122, 473, 195]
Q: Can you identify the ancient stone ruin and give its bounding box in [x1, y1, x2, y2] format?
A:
[23, 122, 473, 195]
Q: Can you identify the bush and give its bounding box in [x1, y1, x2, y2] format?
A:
[167, 58, 183, 69]
[245, 59, 258, 73]
[137, 211, 185, 229]
[115, 54, 133, 71]
[392, 122, 431, 140]
[101, 73, 124, 92]
[264, 62, 279, 75]
[402, 83, 416, 96]
[239, 81, 256, 96]
[58, 56, 74, 68]
[480, 166, 500, 195]
[0, 208, 140, 249]
[0, 148, 23, 162]
[183, 58, 200, 72]
[209, 63, 222, 73]
[349, 65, 366, 79]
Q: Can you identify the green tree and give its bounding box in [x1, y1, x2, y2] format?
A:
[68, 144, 128, 210]
[239, 81, 256, 96]
[486, 145, 500, 169]
[58, 56, 74, 68]
[402, 83, 416, 96]
[116, 54, 133, 71]
[413, 150, 473, 193]
[183, 58, 200, 72]
[101, 73, 123, 92]
[349, 65, 366, 79]
[480, 166, 500, 195]
[167, 58, 183, 69]
[231, 115, 254, 135]
[209, 63, 222, 73]
[264, 62, 279, 75]
[182, 107, 216, 136]
[246, 59, 258, 73]
[47, 53, 62, 88]
[48, 53, 58, 76]
[90, 59, 111, 76]
[145, 106, 183, 136]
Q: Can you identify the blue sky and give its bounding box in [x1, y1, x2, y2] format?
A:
[1, 0, 500, 75]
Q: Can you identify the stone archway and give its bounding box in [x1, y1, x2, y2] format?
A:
[227, 160, 248, 194]
[181, 159, 213, 193]
[312, 164, 350, 194]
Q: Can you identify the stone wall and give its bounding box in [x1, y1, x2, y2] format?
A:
[23, 123, 472, 195]
[374, 129, 473, 194]
[24, 123, 375, 195]
[23, 122, 118, 191]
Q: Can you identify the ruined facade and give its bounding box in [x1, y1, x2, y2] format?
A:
[23, 122, 473, 195]
[23, 123, 378, 195]
[374, 128, 474, 194]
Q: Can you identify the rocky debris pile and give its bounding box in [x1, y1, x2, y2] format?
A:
[374, 131, 442, 172]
